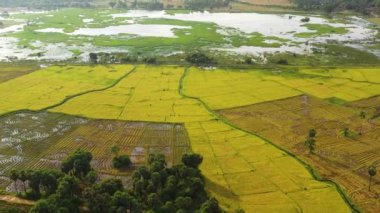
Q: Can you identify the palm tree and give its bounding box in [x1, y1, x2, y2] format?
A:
[309, 128, 316, 138]
[368, 164, 377, 191]
[305, 138, 316, 154]
[305, 129, 317, 154]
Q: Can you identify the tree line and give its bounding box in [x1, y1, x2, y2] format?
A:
[184, 0, 231, 10]
[292, 0, 380, 14]
[8, 149, 223, 213]
[0, 0, 94, 9]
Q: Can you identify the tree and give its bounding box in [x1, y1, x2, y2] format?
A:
[56, 175, 80, 197]
[200, 198, 222, 213]
[175, 196, 192, 209]
[292, 0, 379, 14]
[111, 145, 120, 157]
[86, 170, 98, 184]
[368, 164, 377, 191]
[110, 191, 138, 212]
[27, 152, 220, 213]
[113, 155, 132, 169]
[25, 170, 42, 199]
[305, 129, 317, 154]
[308, 129, 316, 138]
[40, 170, 60, 196]
[19, 170, 27, 194]
[109, 1, 116, 8]
[97, 178, 124, 195]
[321, 0, 341, 13]
[61, 149, 92, 178]
[161, 201, 176, 212]
[343, 127, 350, 137]
[147, 193, 162, 210]
[1, 11, 9, 18]
[9, 169, 19, 194]
[29, 199, 58, 213]
[185, 52, 214, 65]
[359, 111, 366, 119]
[83, 187, 112, 213]
[182, 153, 203, 168]
[89, 53, 98, 63]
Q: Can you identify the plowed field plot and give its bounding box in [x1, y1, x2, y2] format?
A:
[347, 95, 380, 121]
[219, 95, 380, 213]
[0, 63, 39, 83]
[0, 111, 190, 188]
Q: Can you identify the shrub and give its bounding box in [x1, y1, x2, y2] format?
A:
[301, 17, 310, 22]
[277, 59, 289, 65]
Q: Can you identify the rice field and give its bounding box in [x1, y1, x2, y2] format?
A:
[183, 67, 380, 109]
[1, 64, 378, 212]
[51, 65, 214, 123]
[0, 64, 133, 115]
[47, 65, 351, 212]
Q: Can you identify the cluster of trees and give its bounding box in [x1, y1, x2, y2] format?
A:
[88, 52, 158, 64]
[86, 153, 221, 212]
[0, 0, 93, 9]
[184, 0, 231, 10]
[109, 0, 164, 10]
[109, 0, 128, 9]
[292, 0, 380, 14]
[111, 145, 132, 170]
[137, 0, 164, 10]
[186, 52, 215, 66]
[9, 149, 221, 212]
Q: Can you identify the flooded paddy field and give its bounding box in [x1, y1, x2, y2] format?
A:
[0, 8, 378, 63]
[0, 111, 190, 188]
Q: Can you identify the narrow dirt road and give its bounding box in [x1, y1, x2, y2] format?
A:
[0, 195, 34, 206]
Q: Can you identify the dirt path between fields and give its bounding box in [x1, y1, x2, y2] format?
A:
[0, 195, 34, 205]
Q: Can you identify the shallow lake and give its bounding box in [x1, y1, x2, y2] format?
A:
[0, 9, 378, 61]
[69, 24, 191, 37]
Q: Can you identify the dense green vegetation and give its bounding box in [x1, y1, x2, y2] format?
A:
[292, 0, 380, 13]
[0, 201, 30, 212]
[295, 24, 348, 38]
[8, 150, 221, 213]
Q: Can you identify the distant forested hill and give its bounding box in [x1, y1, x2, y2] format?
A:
[0, 0, 94, 8]
[292, 0, 380, 13]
